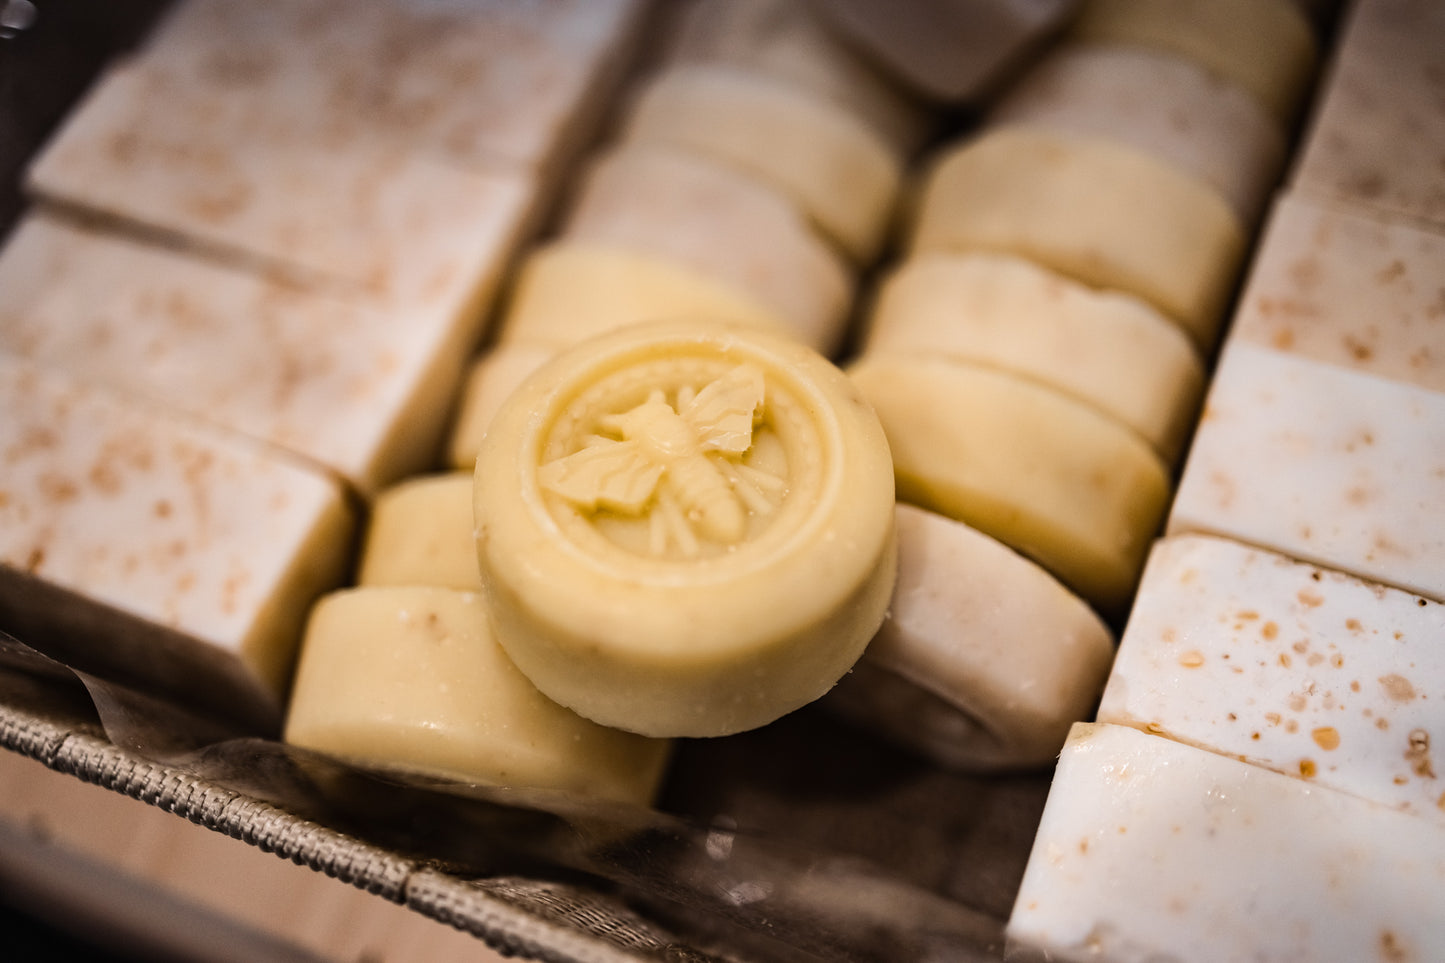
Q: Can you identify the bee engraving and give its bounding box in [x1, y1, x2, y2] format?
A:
[538, 363, 786, 555]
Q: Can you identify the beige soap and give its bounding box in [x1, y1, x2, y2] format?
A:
[863, 252, 1204, 463]
[989, 44, 1287, 224]
[0, 355, 354, 732]
[357, 473, 478, 591]
[911, 127, 1247, 350]
[620, 64, 904, 263]
[1067, 0, 1319, 124]
[494, 240, 788, 350]
[473, 321, 897, 738]
[828, 505, 1115, 771]
[447, 343, 558, 471]
[561, 144, 853, 354]
[284, 586, 671, 806]
[848, 353, 1171, 615]
[0, 212, 475, 497]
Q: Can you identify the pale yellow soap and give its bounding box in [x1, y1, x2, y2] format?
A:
[561, 144, 853, 353]
[1068, 0, 1319, 124]
[494, 240, 789, 350]
[863, 252, 1204, 463]
[828, 505, 1115, 771]
[474, 321, 897, 738]
[447, 343, 558, 471]
[0, 355, 354, 732]
[848, 353, 1171, 614]
[911, 126, 1248, 350]
[357, 474, 477, 590]
[284, 586, 671, 806]
[620, 63, 904, 263]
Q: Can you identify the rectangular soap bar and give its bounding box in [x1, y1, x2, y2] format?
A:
[1007, 722, 1445, 963]
[0, 213, 478, 496]
[1100, 533, 1445, 823]
[1170, 342, 1445, 603]
[0, 355, 355, 732]
[1230, 193, 1445, 393]
[1291, 0, 1445, 228]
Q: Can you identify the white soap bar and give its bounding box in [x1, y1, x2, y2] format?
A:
[1291, 0, 1445, 228]
[1171, 343, 1445, 603]
[1067, 0, 1319, 124]
[989, 44, 1287, 224]
[1101, 533, 1445, 822]
[621, 64, 903, 264]
[828, 504, 1115, 771]
[122, 0, 650, 178]
[474, 321, 897, 738]
[1230, 194, 1445, 393]
[848, 353, 1171, 615]
[663, 0, 934, 155]
[494, 241, 788, 350]
[447, 343, 557, 471]
[26, 60, 536, 320]
[863, 252, 1204, 463]
[357, 474, 478, 591]
[285, 586, 671, 806]
[1007, 722, 1445, 963]
[561, 144, 853, 354]
[911, 126, 1247, 350]
[0, 213, 473, 496]
[0, 355, 354, 731]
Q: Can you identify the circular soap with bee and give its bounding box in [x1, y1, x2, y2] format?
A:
[473, 320, 897, 738]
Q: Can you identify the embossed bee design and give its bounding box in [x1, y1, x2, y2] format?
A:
[539, 363, 786, 555]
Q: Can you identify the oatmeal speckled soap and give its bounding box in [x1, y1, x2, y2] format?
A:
[473, 321, 897, 738]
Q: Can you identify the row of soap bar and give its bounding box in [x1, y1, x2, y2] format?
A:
[0, 0, 655, 730]
[1008, 0, 1445, 957]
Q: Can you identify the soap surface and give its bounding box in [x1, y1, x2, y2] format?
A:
[1101, 533, 1445, 824]
[1170, 342, 1445, 604]
[447, 343, 558, 471]
[357, 474, 478, 591]
[1007, 722, 1445, 963]
[285, 586, 671, 806]
[0, 355, 353, 731]
[828, 505, 1115, 771]
[474, 321, 897, 738]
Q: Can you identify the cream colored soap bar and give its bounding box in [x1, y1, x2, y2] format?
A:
[848, 354, 1171, 615]
[1230, 194, 1445, 393]
[828, 505, 1115, 771]
[284, 586, 671, 806]
[27, 60, 535, 321]
[561, 144, 852, 353]
[447, 343, 558, 470]
[621, 64, 904, 263]
[664, 0, 934, 155]
[863, 252, 1204, 463]
[474, 321, 897, 738]
[0, 355, 354, 732]
[357, 474, 477, 591]
[1170, 342, 1445, 604]
[989, 44, 1287, 224]
[1067, 0, 1319, 124]
[495, 240, 788, 350]
[1100, 533, 1445, 823]
[1291, 0, 1445, 227]
[1007, 722, 1445, 963]
[911, 127, 1247, 350]
[0, 213, 473, 497]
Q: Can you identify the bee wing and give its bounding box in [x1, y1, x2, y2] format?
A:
[682, 363, 764, 453]
[537, 440, 664, 513]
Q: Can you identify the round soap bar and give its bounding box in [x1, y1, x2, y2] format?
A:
[474, 320, 897, 738]
[357, 472, 477, 590]
[284, 586, 672, 806]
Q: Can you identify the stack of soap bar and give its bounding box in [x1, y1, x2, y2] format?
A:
[0, 355, 354, 733]
[1100, 533, 1445, 823]
[1006, 722, 1445, 962]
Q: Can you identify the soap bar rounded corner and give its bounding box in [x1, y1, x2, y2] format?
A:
[473, 319, 898, 739]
